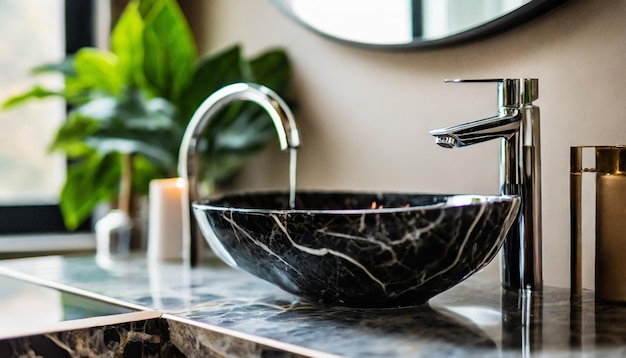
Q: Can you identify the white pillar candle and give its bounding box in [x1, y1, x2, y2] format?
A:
[148, 178, 186, 261]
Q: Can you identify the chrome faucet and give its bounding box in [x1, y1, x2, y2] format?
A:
[178, 83, 301, 266]
[430, 78, 542, 292]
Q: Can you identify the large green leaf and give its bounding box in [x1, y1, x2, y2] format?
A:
[213, 107, 276, 153]
[141, 0, 196, 102]
[49, 112, 99, 158]
[32, 56, 77, 77]
[60, 152, 120, 230]
[178, 45, 250, 125]
[64, 90, 181, 174]
[110, 0, 145, 89]
[137, 0, 160, 16]
[250, 49, 291, 94]
[84, 137, 176, 173]
[2, 86, 63, 109]
[73, 90, 179, 132]
[65, 48, 123, 98]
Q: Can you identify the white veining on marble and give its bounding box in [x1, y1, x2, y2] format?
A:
[424, 203, 486, 283]
[224, 211, 301, 275]
[270, 213, 388, 293]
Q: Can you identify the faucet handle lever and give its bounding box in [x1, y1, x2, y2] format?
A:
[444, 78, 504, 83]
[444, 78, 538, 107]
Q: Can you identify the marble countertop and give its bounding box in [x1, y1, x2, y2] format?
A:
[0, 274, 134, 338]
[0, 255, 625, 357]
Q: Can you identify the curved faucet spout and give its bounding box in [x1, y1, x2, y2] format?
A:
[178, 83, 300, 181]
[429, 110, 521, 148]
[177, 82, 301, 266]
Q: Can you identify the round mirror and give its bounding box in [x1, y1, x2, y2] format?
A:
[271, 0, 566, 49]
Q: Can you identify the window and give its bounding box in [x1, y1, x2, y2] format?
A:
[0, 1, 66, 205]
[0, 0, 98, 255]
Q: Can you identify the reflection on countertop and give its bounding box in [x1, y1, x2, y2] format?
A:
[0, 274, 134, 339]
[0, 255, 625, 357]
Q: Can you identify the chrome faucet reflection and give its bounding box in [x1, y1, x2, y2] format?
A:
[430, 78, 542, 292]
[178, 83, 301, 266]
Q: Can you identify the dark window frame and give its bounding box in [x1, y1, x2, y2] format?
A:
[0, 0, 95, 235]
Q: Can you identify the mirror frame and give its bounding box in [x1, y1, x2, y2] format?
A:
[271, 0, 567, 49]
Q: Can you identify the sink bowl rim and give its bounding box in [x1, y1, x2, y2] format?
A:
[192, 190, 520, 215]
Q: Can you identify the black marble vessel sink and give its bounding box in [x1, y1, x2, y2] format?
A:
[193, 191, 520, 308]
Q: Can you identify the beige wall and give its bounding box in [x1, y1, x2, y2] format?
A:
[198, 0, 626, 289]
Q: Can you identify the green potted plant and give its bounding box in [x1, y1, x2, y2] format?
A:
[2, 0, 292, 232]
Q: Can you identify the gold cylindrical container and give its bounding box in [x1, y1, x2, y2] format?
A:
[595, 146, 626, 302]
[571, 145, 626, 302]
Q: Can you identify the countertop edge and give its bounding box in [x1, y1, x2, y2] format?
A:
[0, 260, 338, 358]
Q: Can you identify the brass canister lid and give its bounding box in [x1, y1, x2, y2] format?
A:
[596, 146, 626, 175]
